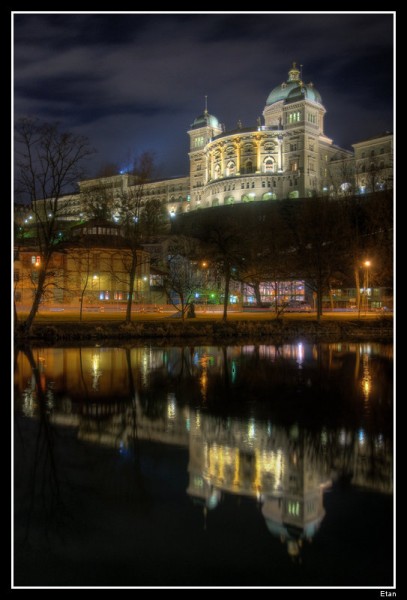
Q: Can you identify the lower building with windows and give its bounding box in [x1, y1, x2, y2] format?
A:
[14, 219, 150, 309]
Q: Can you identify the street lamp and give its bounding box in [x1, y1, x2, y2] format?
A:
[93, 274, 99, 301]
[201, 261, 208, 311]
[363, 260, 371, 313]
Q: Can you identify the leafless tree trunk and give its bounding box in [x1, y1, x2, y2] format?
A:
[117, 153, 155, 323]
[15, 118, 93, 333]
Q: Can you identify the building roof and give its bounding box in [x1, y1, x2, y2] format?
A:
[190, 109, 220, 130]
[266, 63, 322, 107]
[352, 131, 393, 146]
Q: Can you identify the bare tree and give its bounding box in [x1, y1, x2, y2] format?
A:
[282, 197, 341, 320]
[116, 153, 154, 323]
[234, 206, 292, 314]
[162, 236, 204, 320]
[326, 157, 357, 198]
[14, 118, 94, 332]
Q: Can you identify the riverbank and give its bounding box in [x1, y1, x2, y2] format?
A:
[15, 315, 393, 343]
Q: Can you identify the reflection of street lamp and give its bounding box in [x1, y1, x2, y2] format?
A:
[363, 260, 371, 313]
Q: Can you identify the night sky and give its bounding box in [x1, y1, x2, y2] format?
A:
[13, 12, 394, 180]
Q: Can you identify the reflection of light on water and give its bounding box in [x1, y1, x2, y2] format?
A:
[231, 360, 237, 383]
[195, 411, 201, 430]
[257, 449, 284, 491]
[361, 353, 371, 404]
[167, 393, 176, 420]
[46, 388, 54, 412]
[91, 352, 102, 391]
[297, 342, 304, 366]
[339, 429, 347, 446]
[199, 353, 209, 402]
[248, 418, 256, 440]
[358, 429, 365, 446]
[22, 387, 36, 417]
[200, 370, 208, 402]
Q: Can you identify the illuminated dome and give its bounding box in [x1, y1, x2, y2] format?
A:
[286, 84, 322, 104]
[191, 110, 220, 130]
[266, 62, 322, 106]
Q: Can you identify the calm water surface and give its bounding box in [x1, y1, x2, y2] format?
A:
[14, 341, 394, 587]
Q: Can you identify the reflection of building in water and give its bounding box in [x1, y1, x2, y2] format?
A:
[14, 344, 393, 557]
[41, 392, 392, 558]
[186, 415, 331, 559]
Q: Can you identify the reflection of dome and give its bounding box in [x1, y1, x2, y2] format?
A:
[191, 110, 220, 129]
[266, 62, 322, 106]
[262, 494, 326, 559]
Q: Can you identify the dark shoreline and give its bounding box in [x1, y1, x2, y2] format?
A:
[14, 317, 393, 343]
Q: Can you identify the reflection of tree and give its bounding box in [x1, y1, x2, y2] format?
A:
[124, 348, 152, 513]
[15, 346, 65, 545]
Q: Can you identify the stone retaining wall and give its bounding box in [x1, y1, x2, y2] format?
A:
[16, 318, 393, 343]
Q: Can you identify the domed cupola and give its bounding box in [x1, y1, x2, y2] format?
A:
[266, 62, 322, 107]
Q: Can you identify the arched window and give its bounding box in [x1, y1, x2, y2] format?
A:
[245, 160, 253, 174]
[225, 196, 234, 205]
[241, 194, 251, 202]
[214, 164, 221, 179]
[262, 192, 275, 201]
[212, 198, 219, 207]
[264, 157, 274, 173]
[227, 161, 236, 177]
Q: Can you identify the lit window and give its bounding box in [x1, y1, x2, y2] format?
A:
[264, 158, 274, 173]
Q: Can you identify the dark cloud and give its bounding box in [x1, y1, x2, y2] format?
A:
[13, 12, 394, 178]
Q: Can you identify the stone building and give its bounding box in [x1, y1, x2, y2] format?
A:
[14, 219, 150, 308]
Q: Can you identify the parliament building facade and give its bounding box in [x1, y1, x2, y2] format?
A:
[24, 62, 394, 224]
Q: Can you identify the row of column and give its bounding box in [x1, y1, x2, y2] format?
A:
[205, 137, 283, 181]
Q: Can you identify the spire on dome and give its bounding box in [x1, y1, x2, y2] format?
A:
[288, 62, 301, 82]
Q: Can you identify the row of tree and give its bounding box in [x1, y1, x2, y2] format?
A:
[169, 190, 393, 320]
